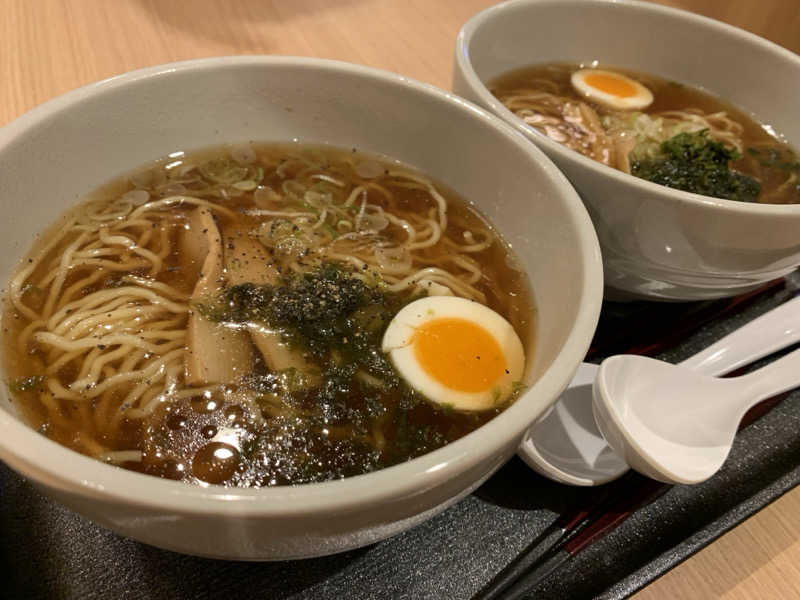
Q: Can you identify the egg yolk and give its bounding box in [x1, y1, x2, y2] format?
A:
[412, 318, 506, 393]
[582, 72, 638, 98]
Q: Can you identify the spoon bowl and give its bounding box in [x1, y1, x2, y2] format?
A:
[519, 363, 627, 486]
[593, 348, 800, 484]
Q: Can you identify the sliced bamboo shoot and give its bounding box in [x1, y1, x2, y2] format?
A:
[247, 324, 320, 386]
[224, 229, 280, 286]
[184, 209, 254, 385]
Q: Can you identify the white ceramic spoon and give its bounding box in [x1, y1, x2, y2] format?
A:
[592, 344, 800, 484]
[518, 295, 800, 486]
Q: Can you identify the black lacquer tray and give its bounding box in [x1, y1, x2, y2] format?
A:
[2, 273, 799, 600]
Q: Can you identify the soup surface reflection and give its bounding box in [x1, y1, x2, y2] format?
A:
[2, 144, 533, 487]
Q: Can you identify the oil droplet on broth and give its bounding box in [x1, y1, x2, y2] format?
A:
[166, 412, 188, 431]
[161, 459, 186, 480]
[192, 441, 240, 484]
[201, 424, 218, 439]
[191, 394, 221, 414]
[224, 405, 244, 421]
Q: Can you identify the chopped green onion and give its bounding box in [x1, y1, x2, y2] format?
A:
[233, 180, 257, 191]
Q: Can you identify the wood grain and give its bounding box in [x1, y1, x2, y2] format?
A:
[1, 1, 799, 598]
[634, 489, 800, 600]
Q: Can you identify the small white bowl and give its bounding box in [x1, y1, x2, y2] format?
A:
[454, 0, 800, 301]
[0, 56, 603, 559]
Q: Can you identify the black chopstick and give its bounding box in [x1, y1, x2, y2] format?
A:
[473, 474, 668, 600]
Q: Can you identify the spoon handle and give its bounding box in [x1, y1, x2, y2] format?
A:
[679, 295, 800, 376]
[738, 346, 800, 407]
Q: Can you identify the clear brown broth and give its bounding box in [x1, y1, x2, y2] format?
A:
[2, 144, 534, 487]
[490, 63, 800, 204]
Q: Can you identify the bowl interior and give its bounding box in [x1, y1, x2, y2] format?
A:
[0, 57, 601, 505]
[463, 0, 800, 148]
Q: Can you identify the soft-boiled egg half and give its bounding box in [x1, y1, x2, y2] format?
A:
[571, 69, 653, 111]
[381, 296, 525, 411]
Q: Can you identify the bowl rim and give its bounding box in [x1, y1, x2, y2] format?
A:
[454, 0, 800, 216]
[0, 55, 604, 516]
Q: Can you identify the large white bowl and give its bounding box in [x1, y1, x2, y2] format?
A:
[0, 56, 603, 559]
[454, 0, 800, 300]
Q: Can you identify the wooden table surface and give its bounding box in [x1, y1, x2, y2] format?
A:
[2, 1, 799, 598]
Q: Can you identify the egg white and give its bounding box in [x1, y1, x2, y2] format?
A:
[571, 69, 653, 111]
[381, 296, 525, 411]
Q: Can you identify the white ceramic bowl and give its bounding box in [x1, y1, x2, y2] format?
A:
[0, 56, 603, 560]
[454, 0, 800, 301]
